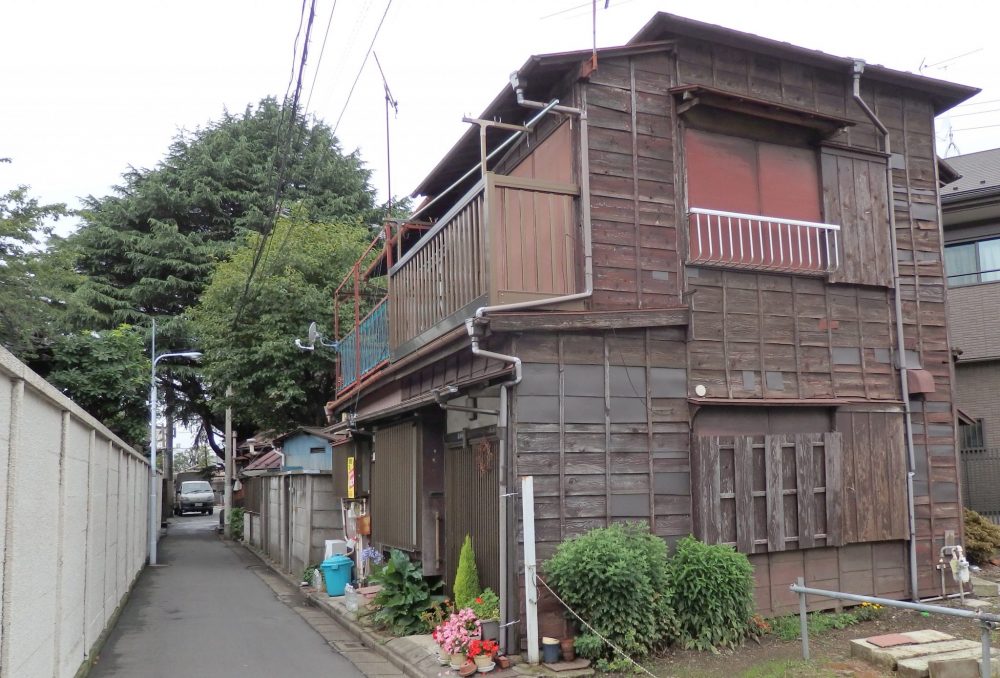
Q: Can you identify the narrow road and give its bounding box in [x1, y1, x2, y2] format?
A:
[90, 512, 363, 678]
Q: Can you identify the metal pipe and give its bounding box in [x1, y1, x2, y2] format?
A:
[408, 100, 561, 223]
[792, 581, 1000, 677]
[852, 60, 920, 603]
[790, 582, 1000, 622]
[474, 87, 594, 320]
[982, 622, 993, 678]
[797, 577, 809, 661]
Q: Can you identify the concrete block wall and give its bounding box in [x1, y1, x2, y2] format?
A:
[0, 346, 151, 678]
[251, 473, 344, 577]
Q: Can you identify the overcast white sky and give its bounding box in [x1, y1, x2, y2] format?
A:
[1, 0, 998, 238]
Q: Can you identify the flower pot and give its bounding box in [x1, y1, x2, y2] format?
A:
[560, 638, 575, 662]
[450, 653, 467, 670]
[480, 619, 500, 642]
[437, 646, 450, 665]
[474, 656, 496, 673]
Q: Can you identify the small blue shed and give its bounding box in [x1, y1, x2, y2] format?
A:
[274, 427, 340, 472]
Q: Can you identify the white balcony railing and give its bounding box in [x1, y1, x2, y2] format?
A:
[688, 207, 840, 275]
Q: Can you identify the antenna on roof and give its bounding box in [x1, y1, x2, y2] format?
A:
[919, 48, 983, 73]
[373, 52, 399, 217]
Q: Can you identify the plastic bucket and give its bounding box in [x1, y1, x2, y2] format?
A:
[320, 555, 353, 596]
[542, 636, 561, 663]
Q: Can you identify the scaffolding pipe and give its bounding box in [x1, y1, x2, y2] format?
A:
[792, 580, 999, 678]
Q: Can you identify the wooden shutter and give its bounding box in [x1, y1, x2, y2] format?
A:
[822, 146, 892, 287]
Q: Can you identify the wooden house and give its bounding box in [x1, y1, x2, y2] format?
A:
[324, 13, 978, 644]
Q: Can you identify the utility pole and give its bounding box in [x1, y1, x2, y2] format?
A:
[165, 409, 174, 519]
[224, 387, 233, 538]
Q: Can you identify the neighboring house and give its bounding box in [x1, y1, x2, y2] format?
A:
[941, 148, 1000, 517]
[324, 12, 977, 641]
[239, 424, 355, 578]
[274, 426, 339, 472]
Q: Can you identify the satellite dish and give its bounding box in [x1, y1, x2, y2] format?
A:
[307, 322, 320, 344]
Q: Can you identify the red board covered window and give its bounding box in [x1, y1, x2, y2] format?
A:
[685, 129, 837, 274]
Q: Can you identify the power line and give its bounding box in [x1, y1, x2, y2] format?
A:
[233, 0, 319, 326]
[304, 0, 339, 115]
[332, 0, 394, 136]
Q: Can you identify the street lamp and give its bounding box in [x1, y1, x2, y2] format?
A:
[149, 319, 201, 566]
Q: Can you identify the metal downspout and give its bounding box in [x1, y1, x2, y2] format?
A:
[467, 86, 593, 653]
[852, 60, 920, 601]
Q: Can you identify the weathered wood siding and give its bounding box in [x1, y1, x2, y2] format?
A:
[821, 146, 893, 287]
[584, 53, 681, 310]
[837, 408, 910, 540]
[688, 270, 898, 401]
[672, 36, 960, 595]
[511, 328, 690, 560]
[750, 541, 908, 615]
[488, 174, 579, 305]
[510, 327, 689, 637]
[399, 346, 511, 401]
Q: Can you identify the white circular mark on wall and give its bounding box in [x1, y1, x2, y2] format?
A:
[694, 384, 707, 397]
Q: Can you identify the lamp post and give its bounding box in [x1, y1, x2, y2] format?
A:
[149, 319, 201, 566]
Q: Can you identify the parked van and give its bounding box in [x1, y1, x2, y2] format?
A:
[175, 480, 215, 515]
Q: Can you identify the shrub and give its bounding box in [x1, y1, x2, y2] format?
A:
[965, 508, 1000, 564]
[470, 587, 500, 620]
[453, 534, 481, 609]
[229, 507, 244, 541]
[369, 549, 440, 636]
[665, 536, 755, 651]
[545, 523, 677, 664]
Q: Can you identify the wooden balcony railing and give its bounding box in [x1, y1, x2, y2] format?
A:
[333, 173, 580, 393]
[389, 173, 579, 359]
[389, 184, 488, 356]
[688, 207, 840, 275]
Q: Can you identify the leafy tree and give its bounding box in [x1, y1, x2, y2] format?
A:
[188, 212, 371, 433]
[0, 183, 70, 360]
[46, 325, 151, 446]
[63, 98, 382, 446]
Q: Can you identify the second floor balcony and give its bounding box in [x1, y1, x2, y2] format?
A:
[335, 172, 580, 394]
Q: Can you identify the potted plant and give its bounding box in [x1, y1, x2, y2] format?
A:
[470, 588, 501, 642]
[431, 626, 450, 665]
[439, 607, 480, 669]
[468, 639, 498, 672]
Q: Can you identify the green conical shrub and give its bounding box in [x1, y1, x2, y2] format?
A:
[453, 534, 481, 609]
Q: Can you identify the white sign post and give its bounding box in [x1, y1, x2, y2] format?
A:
[522, 475, 539, 664]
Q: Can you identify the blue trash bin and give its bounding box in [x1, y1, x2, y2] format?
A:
[321, 554, 353, 597]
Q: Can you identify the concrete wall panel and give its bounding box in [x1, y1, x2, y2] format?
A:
[0, 347, 149, 678]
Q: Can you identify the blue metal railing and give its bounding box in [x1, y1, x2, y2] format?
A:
[338, 299, 389, 390]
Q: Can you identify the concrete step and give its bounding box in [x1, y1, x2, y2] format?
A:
[850, 638, 982, 670]
[971, 576, 1000, 598]
[897, 648, 999, 678]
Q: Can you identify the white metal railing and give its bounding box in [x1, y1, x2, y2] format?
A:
[688, 207, 840, 274]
